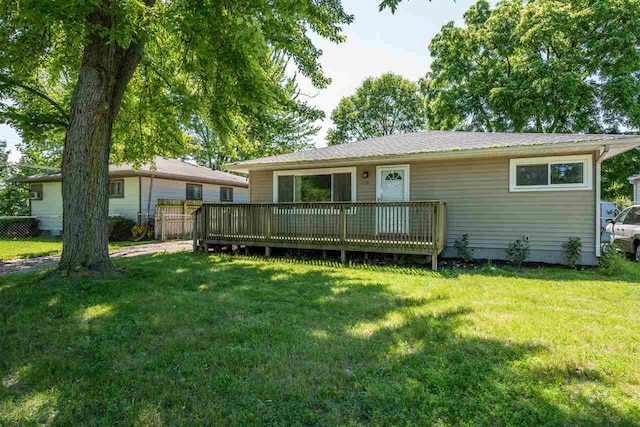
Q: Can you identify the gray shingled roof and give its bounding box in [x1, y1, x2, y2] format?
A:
[229, 131, 638, 169]
[13, 157, 248, 187]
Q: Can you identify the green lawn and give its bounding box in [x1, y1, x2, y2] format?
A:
[0, 239, 156, 261]
[1, 254, 639, 425]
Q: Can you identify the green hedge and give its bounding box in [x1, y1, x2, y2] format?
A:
[107, 217, 137, 241]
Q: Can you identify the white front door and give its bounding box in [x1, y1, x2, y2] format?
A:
[376, 165, 410, 233]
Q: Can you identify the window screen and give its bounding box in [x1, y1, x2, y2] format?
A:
[332, 173, 352, 201]
[186, 183, 203, 200]
[278, 175, 294, 202]
[108, 180, 124, 198]
[220, 187, 233, 202]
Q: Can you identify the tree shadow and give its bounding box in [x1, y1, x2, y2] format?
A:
[0, 252, 637, 425]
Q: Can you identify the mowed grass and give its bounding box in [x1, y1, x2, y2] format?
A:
[1, 253, 639, 425]
[0, 239, 155, 260]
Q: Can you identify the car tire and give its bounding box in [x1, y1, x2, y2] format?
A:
[636, 242, 640, 262]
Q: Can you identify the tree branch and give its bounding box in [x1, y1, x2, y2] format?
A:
[0, 75, 69, 125]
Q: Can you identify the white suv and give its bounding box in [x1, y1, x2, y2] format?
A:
[606, 205, 640, 261]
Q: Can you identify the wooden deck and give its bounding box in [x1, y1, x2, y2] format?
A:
[192, 201, 447, 268]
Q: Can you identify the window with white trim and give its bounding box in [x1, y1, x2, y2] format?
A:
[509, 155, 592, 192]
[108, 179, 125, 198]
[273, 167, 356, 202]
[29, 184, 43, 200]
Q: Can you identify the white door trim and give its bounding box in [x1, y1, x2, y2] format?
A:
[376, 165, 410, 234]
[376, 164, 410, 202]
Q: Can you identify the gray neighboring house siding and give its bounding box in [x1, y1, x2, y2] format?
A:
[249, 151, 597, 265]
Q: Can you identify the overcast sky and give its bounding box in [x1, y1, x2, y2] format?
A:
[1, 0, 480, 163]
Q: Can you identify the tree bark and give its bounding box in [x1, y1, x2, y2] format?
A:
[58, 7, 149, 276]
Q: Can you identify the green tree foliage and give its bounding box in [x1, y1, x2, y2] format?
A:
[190, 55, 323, 170]
[327, 73, 426, 145]
[601, 149, 640, 203]
[0, 141, 28, 216]
[424, 0, 640, 200]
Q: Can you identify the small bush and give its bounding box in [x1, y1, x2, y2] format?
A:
[454, 233, 473, 262]
[562, 237, 582, 268]
[598, 244, 625, 276]
[131, 224, 153, 240]
[108, 217, 136, 241]
[506, 238, 530, 267]
[0, 217, 39, 238]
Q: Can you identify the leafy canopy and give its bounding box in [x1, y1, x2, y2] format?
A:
[0, 141, 29, 216]
[424, 0, 640, 133]
[190, 54, 323, 170]
[327, 73, 426, 145]
[0, 0, 354, 167]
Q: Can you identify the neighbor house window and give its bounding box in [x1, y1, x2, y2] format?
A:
[273, 168, 356, 202]
[220, 187, 233, 202]
[509, 155, 592, 192]
[108, 179, 124, 198]
[186, 183, 203, 200]
[29, 183, 43, 200]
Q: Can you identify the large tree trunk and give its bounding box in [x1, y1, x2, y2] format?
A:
[58, 8, 148, 276]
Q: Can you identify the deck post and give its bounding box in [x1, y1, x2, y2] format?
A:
[340, 205, 347, 264]
[431, 252, 438, 270]
[322, 250, 327, 259]
[265, 246, 271, 257]
[393, 253, 398, 262]
[364, 252, 368, 264]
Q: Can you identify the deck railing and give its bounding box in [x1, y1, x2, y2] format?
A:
[193, 201, 446, 266]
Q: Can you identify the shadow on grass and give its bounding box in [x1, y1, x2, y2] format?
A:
[0, 252, 636, 425]
[198, 251, 640, 283]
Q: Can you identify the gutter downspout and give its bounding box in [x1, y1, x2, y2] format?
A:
[595, 145, 609, 257]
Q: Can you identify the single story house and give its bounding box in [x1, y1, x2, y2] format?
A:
[13, 157, 248, 234]
[213, 131, 640, 266]
[630, 174, 640, 204]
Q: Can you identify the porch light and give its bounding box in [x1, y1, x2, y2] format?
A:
[362, 171, 369, 179]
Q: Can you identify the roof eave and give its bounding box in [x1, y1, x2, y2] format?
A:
[226, 138, 640, 173]
[10, 169, 248, 187]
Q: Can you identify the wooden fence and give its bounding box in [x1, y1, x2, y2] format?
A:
[154, 199, 203, 240]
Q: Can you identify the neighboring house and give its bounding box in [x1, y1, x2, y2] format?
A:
[222, 131, 639, 266]
[13, 157, 248, 234]
[630, 174, 640, 204]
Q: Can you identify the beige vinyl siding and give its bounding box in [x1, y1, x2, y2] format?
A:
[247, 152, 597, 264]
[249, 170, 274, 202]
[408, 156, 595, 252]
